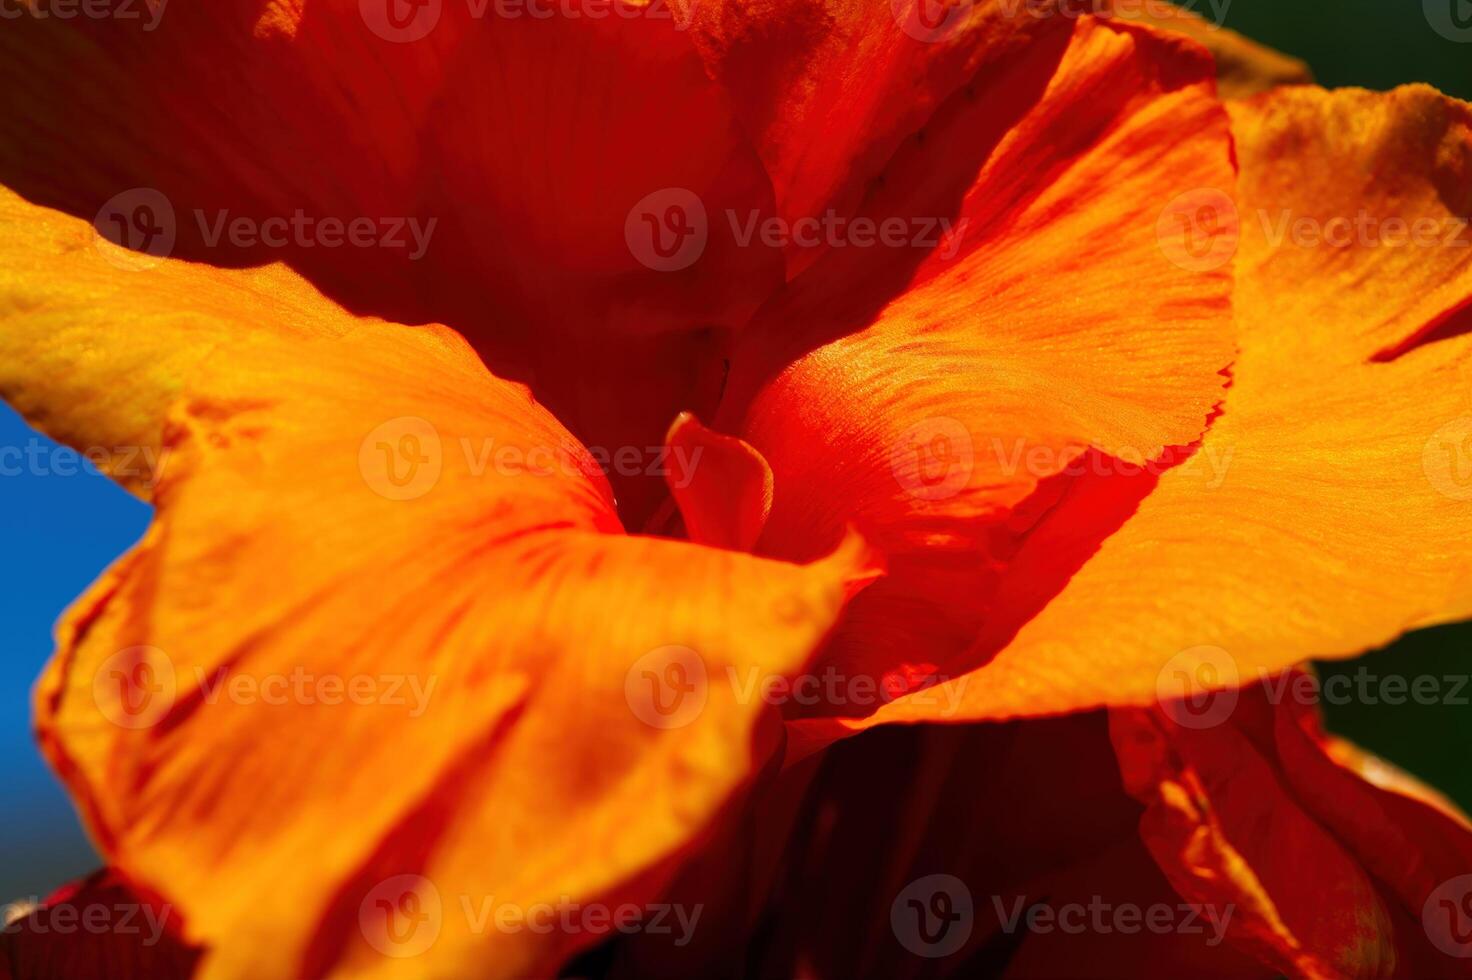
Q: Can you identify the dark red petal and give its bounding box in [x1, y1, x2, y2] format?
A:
[2, 870, 199, 980]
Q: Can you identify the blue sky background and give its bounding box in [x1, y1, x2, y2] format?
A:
[1, 402, 150, 899]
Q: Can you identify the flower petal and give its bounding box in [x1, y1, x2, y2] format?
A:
[0, 1, 454, 317]
[1110, 673, 1472, 978]
[611, 714, 1269, 978]
[724, 16, 1233, 715]
[1102, 0, 1312, 98]
[869, 84, 1472, 725]
[1272, 687, 1472, 976]
[0, 188, 353, 498]
[8, 197, 876, 979]
[1111, 705, 1395, 978]
[671, 0, 1074, 274]
[0, 2, 779, 333]
[0, 4, 787, 520]
[663, 412, 774, 552]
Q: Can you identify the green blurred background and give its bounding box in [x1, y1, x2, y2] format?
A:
[1216, 0, 1471, 98]
[1209, 0, 1472, 808]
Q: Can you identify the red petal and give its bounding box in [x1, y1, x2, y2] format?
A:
[663, 412, 774, 552]
[1, 870, 199, 980]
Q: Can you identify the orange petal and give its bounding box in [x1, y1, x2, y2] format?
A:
[671, 0, 1073, 275]
[0, 187, 356, 498]
[1, 869, 199, 980]
[724, 17, 1233, 716]
[868, 84, 1472, 725]
[6, 196, 876, 979]
[1101, 0, 1312, 98]
[1110, 676, 1472, 978]
[663, 412, 774, 552]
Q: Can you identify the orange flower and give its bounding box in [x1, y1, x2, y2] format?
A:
[2, 2, 1470, 978]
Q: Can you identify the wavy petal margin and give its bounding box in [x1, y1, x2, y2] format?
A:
[2, 191, 876, 979]
[862, 84, 1472, 727]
